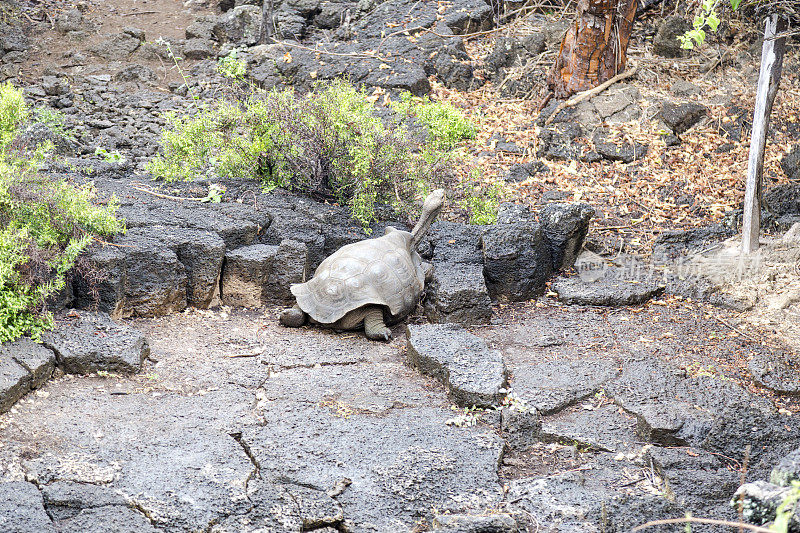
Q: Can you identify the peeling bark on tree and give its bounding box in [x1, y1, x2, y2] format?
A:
[742, 14, 787, 254]
[548, 0, 638, 99]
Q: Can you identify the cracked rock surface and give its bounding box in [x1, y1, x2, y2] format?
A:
[1, 304, 798, 532]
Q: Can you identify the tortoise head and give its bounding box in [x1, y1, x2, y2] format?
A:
[411, 189, 445, 248]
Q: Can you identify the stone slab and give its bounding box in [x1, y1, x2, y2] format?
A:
[406, 323, 508, 408]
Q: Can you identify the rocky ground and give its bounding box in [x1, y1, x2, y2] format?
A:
[1, 0, 800, 531]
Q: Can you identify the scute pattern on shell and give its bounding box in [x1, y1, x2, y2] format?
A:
[291, 229, 425, 324]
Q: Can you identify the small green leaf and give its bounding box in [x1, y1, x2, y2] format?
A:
[730, 0, 742, 9]
[707, 12, 721, 32]
[693, 15, 705, 29]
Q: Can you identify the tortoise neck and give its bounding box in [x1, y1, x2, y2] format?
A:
[411, 207, 439, 248]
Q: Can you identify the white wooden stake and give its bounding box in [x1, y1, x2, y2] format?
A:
[741, 14, 786, 254]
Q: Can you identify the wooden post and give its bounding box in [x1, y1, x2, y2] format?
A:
[741, 14, 787, 254]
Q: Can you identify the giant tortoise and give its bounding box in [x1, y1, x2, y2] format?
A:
[279, 189, 445, 340]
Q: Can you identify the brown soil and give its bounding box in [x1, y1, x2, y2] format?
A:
[13, 0, 216, 86]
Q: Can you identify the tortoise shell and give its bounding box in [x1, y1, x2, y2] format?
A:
[291, 227, 425, 324]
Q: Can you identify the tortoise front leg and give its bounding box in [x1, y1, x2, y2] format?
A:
[363, 306, 391, 341]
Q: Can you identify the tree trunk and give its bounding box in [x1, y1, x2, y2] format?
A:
[259, 0, 274, 44]
[741, 14, 787, 254]
[548, 0, 638, 99]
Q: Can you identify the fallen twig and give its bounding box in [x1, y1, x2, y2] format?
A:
[712, 315, 761, 345]
[632, 516, 773, 532]
[544, 67, 639, 126]
[226, 351, 263, 358]
[131, 184, 207, 202]
[122, 11, 160, 16]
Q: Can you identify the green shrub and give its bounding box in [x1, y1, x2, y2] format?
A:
[391, 91, 476, 150]
[146, 80, 473, 228]
[459, 178, 505, 225]
[0, 83, 123, 343]
[0, 81, 27, 150]
[217, 48, 247, 81]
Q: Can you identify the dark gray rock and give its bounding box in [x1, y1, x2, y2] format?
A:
[212, 477, 343, 532]
[90, 33, 141, 60]
[428, 221, 484, 265]
[733, 481, 800, 531]
[442, 0, 493, 34]
[221, 244, 279, 307]
[368, 64, 431, 96]
[653, 16, 690, 58]
[71, 243, 126, 317]
[659, 101, 708, 135]
[671, 80, 702, 97]
[4, 337, 56, 390]
[481, 221, 553, 301]
[432, 50, 477, 91]
[551, 274, 665, 306]
[154, 227, 227, 309]
[430, 513, 518, 533]
[652, 224, 734, 262]
[765, 183, 800, 216]
[749, 350, 800, 394]
[248, 55, 283, 89]
[588, 84, 642, 124]
[186, 15, 218, 40]
[55, 9, 87, 34]
[502, 161, 548, 183]
[314, 2, 349, 29]
[0, 482, 55, 533]
[406, 324, 508, 408]
[536, 121, 583, 161]
[781, 145, 800, 180]
[274, 9, 308, 40]
[240, 363, 505, 531]
[505, 455, 676, 533]
[500, 404, 541, 449]
[264, 239, 309, 304]
[41, 481, 128, 521]
[0, 23, 30, 53]
[606, 356, 778, 453]
[42, 312, 149, 374]
[771, 448, 800, 487]
[56, 506, 157, 533]
[41, 75, 69, 96]
[214, 5, 262, 46]
[115, 232, 188, 317]
[489, 134, 522, 154]
[495, 203, 535, 225]
[113, 64, 157, 83]
[539, 202, 594, 271]
[183, 38, 217, 60]
[0, 356, 31, 413]
[645, 446, 742, 517]
[262, 209, 326, 268]
[539, 403, 639, 453]
[14, 122, 79, 156]
[20, 389, 257, 531]
[122, 27, 146, 41]
[510, 357, 618, 415]
[424, 263, 492, 325]
[593, 132, 648, 163]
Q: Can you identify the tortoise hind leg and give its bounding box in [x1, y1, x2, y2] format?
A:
[279, 305, 307, 328]
[363, 306, 391, 341]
